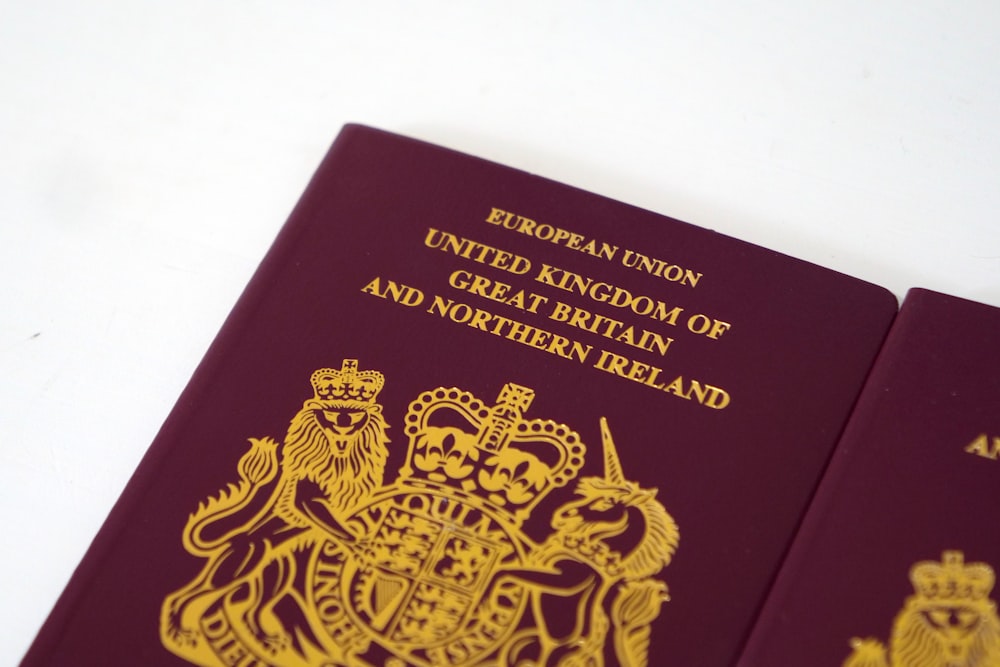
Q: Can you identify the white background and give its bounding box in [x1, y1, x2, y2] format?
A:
[2, 1, 999, 662]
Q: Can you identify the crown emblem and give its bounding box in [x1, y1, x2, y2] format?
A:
[398, 382, 586, 525]
[310, 359, 385, 403]
[910, 551, 995, 601]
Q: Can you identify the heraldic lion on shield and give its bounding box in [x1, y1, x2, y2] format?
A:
[161, 360, 680, 667]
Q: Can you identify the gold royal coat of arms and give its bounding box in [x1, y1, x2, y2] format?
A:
[161, 360, 680, 667]
[843, 551, 1000, 667]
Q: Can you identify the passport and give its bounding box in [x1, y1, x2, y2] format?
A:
[22, 125, 899, 666]
[738, 289, 1000, 667]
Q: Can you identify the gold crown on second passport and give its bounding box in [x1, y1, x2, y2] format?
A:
[910, 551, 995, 601]
[310, 359, 385, 403]
[398, 382, 585, 525]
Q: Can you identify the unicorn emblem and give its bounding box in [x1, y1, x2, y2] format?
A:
[493, 417, 681, 666]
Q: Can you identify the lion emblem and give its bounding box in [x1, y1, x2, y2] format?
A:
[843, 551, 1000, 667]
[161, 359, 389, 663]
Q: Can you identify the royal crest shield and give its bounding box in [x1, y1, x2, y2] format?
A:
[161, 364, 679, 667]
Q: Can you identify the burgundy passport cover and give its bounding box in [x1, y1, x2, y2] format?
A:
[738, 289, 1000, 666]
[22, 125, 896, 666]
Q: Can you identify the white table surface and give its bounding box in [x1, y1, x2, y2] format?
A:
[3, 1, 999, 662]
